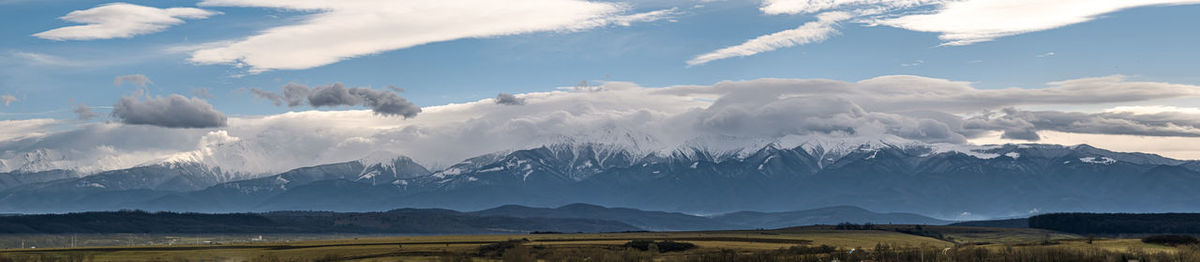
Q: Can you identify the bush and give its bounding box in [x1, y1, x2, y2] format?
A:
[782, 245, 838, 255]
[1142, 235, 1200, 246]
[479, 239, 530, 257]
[623, 240, 696, 253]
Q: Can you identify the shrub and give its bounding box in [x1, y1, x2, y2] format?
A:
[623, 240, 696, 253]
[479, 239, 529, 257]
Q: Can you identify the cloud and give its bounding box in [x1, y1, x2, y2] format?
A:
[965, 108, 1200, 141]
[0, 118, 59, 141]
[1, 95, 15, 106]
[495, 93, 527, 105]
[1036, 52, 1056, 58]
[6, 75, 1200, 176]
[759, 0, 938, 15]
[113, 74, 152, 87]
[192, 88, 214, 99]
[111, 92, 227, 128]
[8, 51, 85, 67]
[74, 104, 98, 120]
[33, 3, 220, 41]
[688, 11, 850, 66]
[696, 0, 1200, 64]
[189, 0, 674, 73]
[250, 83, 421, 118]
[874, 0, 1200, 46]
[1106, 106, 1200, 115]
[656, 75, 1200, 113]
[248, 83, 309, 107]
[900, 60, 924, 67]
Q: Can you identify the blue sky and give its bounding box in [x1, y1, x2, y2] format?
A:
[3, 0, 1199, 119]
[4, 0, 1200, 173]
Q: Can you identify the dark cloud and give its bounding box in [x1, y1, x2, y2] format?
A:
[307, 83, 363, 108]
[347, 87, 420, 118]
[113, 74, 152, 87]
[387, 86, 406, 93]
[74, 104, 97, 120]
[112, 94, 226, 128]
[249, 83, 420, 118]
[495, 93, 526, 105]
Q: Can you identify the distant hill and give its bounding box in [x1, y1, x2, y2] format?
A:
[0, 204, 954, 234]
[473, 203, 949, 231]
[712, 206, 951, 229]
[950, 218, 1029, 228]
[0, 209, 638, 234]
[472, 203, 734, 231]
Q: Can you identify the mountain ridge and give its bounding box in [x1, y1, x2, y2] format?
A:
[1, 141, 1197, 218]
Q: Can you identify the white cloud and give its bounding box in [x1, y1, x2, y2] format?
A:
[760, 0, 939, 15]
[4, 75, 1200, 176]
[695, 0, 1200, 64]
[7, 51, 84, 67]
[900, 60, 924, 67]
[189, 0, 674, 73]
[1106, 105, 1200, 115]
[34, 3, 220, 41]
[875, 0, 1200, 46]
[1036, 52, 1056, 58]
[1, 95, 15, 106]
[0, 118, 58, 141]
[687, 11, 850, 66]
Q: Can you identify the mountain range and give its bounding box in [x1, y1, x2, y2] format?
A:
[1, 141, 1198, 219]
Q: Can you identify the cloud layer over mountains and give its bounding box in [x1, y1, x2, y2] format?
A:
[3, 75, 1199, 176]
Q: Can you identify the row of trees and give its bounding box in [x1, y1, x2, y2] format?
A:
[1029, 213, 1200, 235]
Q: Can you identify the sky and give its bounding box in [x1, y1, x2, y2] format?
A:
[2, 0, 1200, 174]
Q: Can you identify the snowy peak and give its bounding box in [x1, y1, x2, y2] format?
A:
[355, 152, 431, 184]
[429, 143, 638, 187]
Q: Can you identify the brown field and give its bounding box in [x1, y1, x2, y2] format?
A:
[0, 226, 1195, 262]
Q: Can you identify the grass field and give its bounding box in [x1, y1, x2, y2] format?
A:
[0, 226, 1193, 261]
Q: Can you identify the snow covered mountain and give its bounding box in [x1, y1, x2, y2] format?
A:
[1, 140, 1197, 219]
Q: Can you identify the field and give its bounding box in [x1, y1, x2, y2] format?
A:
[0, 226, 1195, 261]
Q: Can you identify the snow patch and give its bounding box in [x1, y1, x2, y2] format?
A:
[1004, 152, 1020, 159]
[929, 143, 1002, 159]
[1080, 156, 1116, 165]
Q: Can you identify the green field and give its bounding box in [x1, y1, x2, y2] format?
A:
[0, 226, 1195, 261]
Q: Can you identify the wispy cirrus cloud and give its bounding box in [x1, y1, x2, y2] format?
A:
[113, 74, 152, 87]
[34, 3, 220, 41]
[691, 0, 1200, 65]
[189, 0, 675, 73]
[687, 11, 850, 66]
